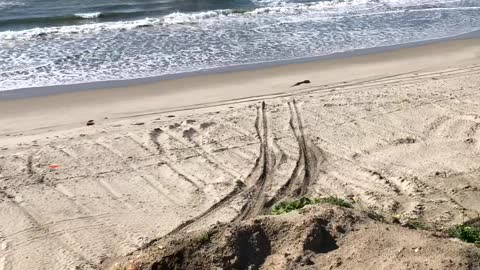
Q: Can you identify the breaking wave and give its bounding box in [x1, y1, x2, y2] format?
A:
[74, 12, 102, 19]
[2, 0, 474, 41]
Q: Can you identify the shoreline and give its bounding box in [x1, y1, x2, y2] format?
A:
[1, 29, 480, 100]
[1, 37, 480, 136]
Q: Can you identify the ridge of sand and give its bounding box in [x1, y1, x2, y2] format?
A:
[0, 39, 480, 269]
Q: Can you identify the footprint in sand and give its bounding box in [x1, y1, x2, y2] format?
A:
[183, 128, 197, 140]
[200, 121, 216, 129]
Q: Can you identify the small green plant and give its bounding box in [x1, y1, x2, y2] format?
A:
[196, 231, 212, 244]
[271, 196, 353, 215]
[271, 197, 313, 215]
[449, 224, 480, 246]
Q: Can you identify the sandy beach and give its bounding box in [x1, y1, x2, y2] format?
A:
[1, 38, 480, 269]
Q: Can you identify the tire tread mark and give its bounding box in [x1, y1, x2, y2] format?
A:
[92, 141, 178, 205]
[0, 190, 95, 268]
[127, 134, 204, 188]
[235, 102, 272, 220]
[133, 102, 271, 252]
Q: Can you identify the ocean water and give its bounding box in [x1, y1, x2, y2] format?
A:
[0, 0, 479, 91]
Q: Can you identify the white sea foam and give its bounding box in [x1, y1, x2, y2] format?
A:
[0, 17, 164, 40]
[163, 10, 233, 25]
[0, 0, 25, 9]
[1, 0, 467, 41]
[1, 0, 479, 91]
[74, 12, 102, 19]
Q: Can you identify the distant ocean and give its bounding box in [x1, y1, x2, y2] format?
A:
[1, 0, 479, 91]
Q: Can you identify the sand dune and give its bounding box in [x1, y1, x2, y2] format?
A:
[1, 39, 480, 269]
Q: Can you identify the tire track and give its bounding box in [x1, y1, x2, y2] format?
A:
[221, 108, 300, 159]
[332, 90, 480, 131]
[294, 69, 480, 110]
[52, 145, 135, 210]
[136, 101, 275, 251]
[309, 133, 470, 218]
[127, 133, 205, 188]
[235, 101, 274, 220]
[319, 99, 425, 140]
[0, 191, 95, 268]
[0, 230, 10, 270]
[300, 64, 480, 97]
[210, 141, 260, 161]
[2, 210, 175, 241]
[163, 131, 244, 182]
[135, 168, 248, 252]
[190, 123, 260, 166]
[220, 120, 270, 157]
[291, 100, 325, 195]
[267, 100, 326, 205]
[0, 254, 8, 270]
[93, 141, 179, 205]
[2, 183, 135, 255]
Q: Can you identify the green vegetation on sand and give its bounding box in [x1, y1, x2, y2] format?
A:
[195, 231, 212, 244]
[271, 196, 353, 215]
[449, 224, 480, 246]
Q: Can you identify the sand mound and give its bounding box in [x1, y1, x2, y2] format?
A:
[110, 205, 480, 270]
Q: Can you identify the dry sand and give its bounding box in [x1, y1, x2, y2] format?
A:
[1, 39, 480, 269]
[114, 205, 480, 270]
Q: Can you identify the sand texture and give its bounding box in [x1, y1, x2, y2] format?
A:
[112, 205, 480, 270]
[0, 39, 480, 269]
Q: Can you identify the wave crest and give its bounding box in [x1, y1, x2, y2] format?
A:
[163, 10, 234, 25]
[74, 12, 102, 19]
[1, 0, 477, 41]
[0, 1, 25, 9]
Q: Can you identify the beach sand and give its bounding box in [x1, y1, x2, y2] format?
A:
[1, 39, 480, 269]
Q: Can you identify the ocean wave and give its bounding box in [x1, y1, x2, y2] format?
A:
[0, 8, 235, 40]
[74, 12, 102, 19]
[0, 1, 25, 9]
[163, 10, 234, 25]
[250, 0, 287, 7]
[1, 0, 479, 91]
[0, 0, 476, 41]
[0, 13, 103, 29]
[0, 17, 162, 40]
